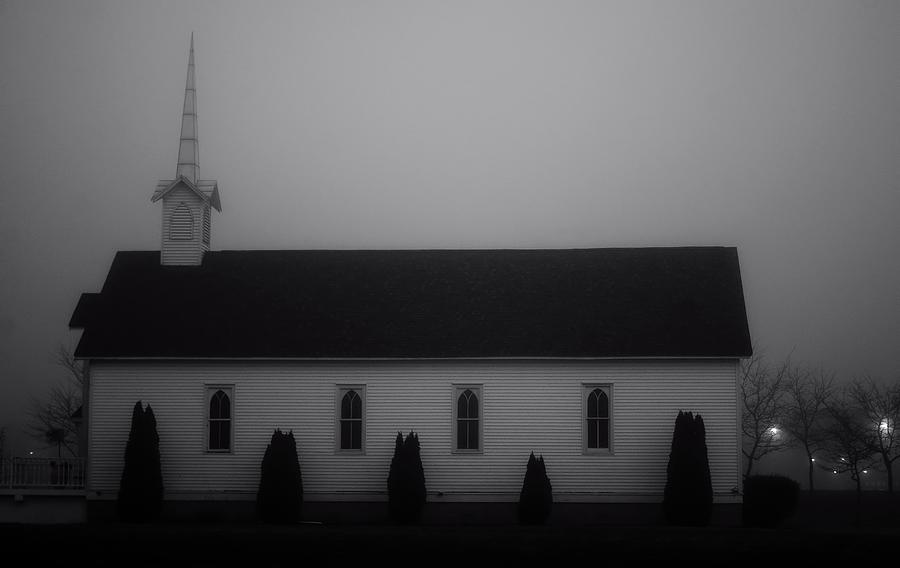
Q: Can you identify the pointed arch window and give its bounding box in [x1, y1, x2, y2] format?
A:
[453, 386, 482, 452]
[170, 203, 194, 241]
[336, 386, 365, 452]
[584, 385, 612, 452]
[207, 387, 232, 452]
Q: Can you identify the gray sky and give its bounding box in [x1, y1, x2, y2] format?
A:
[1, 1, 898, 455]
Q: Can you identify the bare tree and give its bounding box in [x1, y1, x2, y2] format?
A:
[741, 355, 790, 478]
[821, 390, 879, 521]
[848, 376, 900, 492]
[26, 346, 83, 458]
[782, 366, 834, 492]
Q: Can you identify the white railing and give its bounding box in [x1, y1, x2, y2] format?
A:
[0, 457, 85, 490]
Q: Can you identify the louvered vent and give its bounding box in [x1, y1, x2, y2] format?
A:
[170, 203, 194, 241]
[202, 207, 210, 245]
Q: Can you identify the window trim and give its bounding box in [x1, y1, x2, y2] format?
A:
[205, 385, 234, 454]
[582, 384, 613, 455]
[451, 384, 483, 455]
[335, 385, 366, 454]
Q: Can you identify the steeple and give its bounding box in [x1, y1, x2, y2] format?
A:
[177, 32, 199, 183]
[151, 34, 221, 266]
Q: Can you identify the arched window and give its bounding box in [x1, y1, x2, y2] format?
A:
[340, 389, 363, 450]
[585, 387, 610, 450]
[208, 388, 232, 451]
[170, 203, 194, 241]
[455, 387, 481, 451]
[202, 206, 210, 245]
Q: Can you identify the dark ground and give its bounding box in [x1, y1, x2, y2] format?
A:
[2, 492, 898, 566]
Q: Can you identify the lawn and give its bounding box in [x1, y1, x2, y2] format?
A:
[2, 492, 898, 566]
[3, 521, 898, 566]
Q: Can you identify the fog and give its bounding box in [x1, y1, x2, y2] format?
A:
[1, 1, 897, 461]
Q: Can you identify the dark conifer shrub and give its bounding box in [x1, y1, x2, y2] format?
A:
[663, 410, 713, 526]
[518, 452, 553, 524]
[257, 429, 304, 524]
[143, 405, 164, 520]
[387, 431, 426, 524]
[117, 401, 164, 522]
[742, 474, 800, 528]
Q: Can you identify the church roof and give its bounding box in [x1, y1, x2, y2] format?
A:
[70, 247, 752, 359]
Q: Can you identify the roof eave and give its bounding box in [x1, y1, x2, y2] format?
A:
[71, 354, 752, 361]
[150, 175, 212, 206]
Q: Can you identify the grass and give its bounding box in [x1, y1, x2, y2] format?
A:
[4, 521, 899, 565]
[3, 492, 899, 566]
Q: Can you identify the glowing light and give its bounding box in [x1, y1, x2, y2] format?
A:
[863, 470, 869, 474]
[880, 419, 893, 436]
[840, 457, 846, 462]
[28, 451, 33, 456]
[810, 458, 816, 462]
[832, 470, 837, 474]
[769, 427, 779, 435]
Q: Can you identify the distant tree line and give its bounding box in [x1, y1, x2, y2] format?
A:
[741, 354, 900, 494]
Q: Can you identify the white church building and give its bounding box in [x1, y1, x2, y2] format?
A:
[69, 38, 752, 521]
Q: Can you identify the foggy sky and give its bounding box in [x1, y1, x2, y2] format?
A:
[1, 0, 898, 455]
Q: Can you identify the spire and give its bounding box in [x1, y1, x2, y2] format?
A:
[176, 32, 199, 183]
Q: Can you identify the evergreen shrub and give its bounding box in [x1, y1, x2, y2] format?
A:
[387, 431, 426, 524]
[663, 410, 713, 526]
[518, 452, 553, 524]
[257, 429, 304, 524]
[117, 401, 164, 522]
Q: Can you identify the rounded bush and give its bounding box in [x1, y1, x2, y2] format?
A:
[742, 474, 800, 528]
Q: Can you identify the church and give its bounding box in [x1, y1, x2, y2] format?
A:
[69, 37, 752, 521]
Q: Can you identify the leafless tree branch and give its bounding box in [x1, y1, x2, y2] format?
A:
[782, 366, 834, 491]
[741, 354, 790, 478]
[25, 345, 83, 458]
[821, 389, 879, 494]
[848, 375, 900, 492]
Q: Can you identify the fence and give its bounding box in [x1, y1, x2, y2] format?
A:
[0, 457, 85, 490]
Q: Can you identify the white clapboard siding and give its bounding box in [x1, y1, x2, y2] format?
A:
[88, 359, 739, 501]
[160, 185, 208, 265]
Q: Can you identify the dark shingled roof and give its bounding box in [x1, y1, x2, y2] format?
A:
[70, 248, 752, 359]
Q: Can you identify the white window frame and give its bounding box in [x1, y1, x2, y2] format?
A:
[583, 384, 613, 455]
[206, 385, 234, 453]
[452, 384, 483, 454]
[335, 385, 366, 454]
